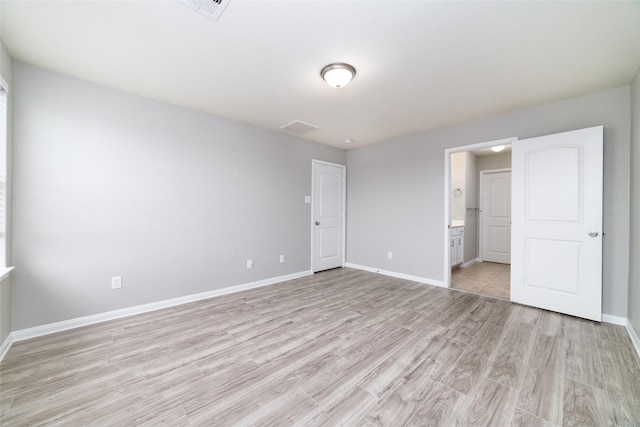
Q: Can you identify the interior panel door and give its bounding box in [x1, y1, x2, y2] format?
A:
[511, 126, 603, 321]
[481, 171, 511, 264]
[312, 161, 345, 272]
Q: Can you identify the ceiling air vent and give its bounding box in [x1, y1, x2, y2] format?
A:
[280, 120, 319, 134]
[180, 0, 231, 21]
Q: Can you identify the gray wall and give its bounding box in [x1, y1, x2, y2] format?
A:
[476, 151, 511, 172]
[0, 41, 13, 344]
[629, 68, 640, 334]
[12, 62, 346, 330]
[7, 60, 637, 331]
[451, 152, 466, 222]
[347, 86, 631, 317]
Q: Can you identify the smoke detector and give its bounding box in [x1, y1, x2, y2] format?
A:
[180, 0, 231, 21]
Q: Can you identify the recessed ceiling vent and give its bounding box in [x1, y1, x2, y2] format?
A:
[180, 0, 231, 21]
[280, 120, 319, 134]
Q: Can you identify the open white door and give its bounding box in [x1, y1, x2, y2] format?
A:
[511, 126, 603, 321]
[480, 170, 511, 264]
[312, 160, 345, 272]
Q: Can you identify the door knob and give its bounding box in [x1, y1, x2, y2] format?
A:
[588, 231, 599, 237]
[315, 221, 320, 225]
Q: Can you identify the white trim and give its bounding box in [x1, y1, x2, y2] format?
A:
[11, 270, 312, 342]
[626, 320, 640, 360]
[5, 269, 638, 362]
[460, 258, 479, 268]
[0, 332, 12, 362]
[346, 263, 625, 332]
[311, 160, 346, 273]
[345, 262, 445, 288]
[600, 314, 640, 360]
[444, 137, 517, 290]
[601, 313, 627, 326]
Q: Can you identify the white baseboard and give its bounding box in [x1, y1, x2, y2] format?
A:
[626, 321, 640, 360]
[11, 270, 313, 343]
[0, 333, 13, 363]
[345, 263, 445, 288]
[461, 258, 479, 268]
[7, 267, 640, 364]
[601, 314, 640, 360]
[602, 313, 627, 326]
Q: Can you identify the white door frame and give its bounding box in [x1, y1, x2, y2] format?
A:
[479, 168, 512, 262]
[311, 159, 346, 272]
[443, 137, 517, 289]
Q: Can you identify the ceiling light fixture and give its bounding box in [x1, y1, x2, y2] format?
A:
[321, 63, 356, 88]
[491, 145, 506, 152]
[344, 138, 354, 144]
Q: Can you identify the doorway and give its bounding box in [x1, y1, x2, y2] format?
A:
[444, 127, 603, 320]
[444, 138, 516, 300]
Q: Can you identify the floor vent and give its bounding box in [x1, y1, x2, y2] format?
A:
[280, 120, 319, 134]
[180, 0, 231, 21]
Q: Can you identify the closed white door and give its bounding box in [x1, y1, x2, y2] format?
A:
[312, 160, 345, 272]
[511, 126, 603, 321]
[481, 170, 511, 264]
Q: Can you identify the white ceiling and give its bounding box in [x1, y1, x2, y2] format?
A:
[1, 1, 639, 149]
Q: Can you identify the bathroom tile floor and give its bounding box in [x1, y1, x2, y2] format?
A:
[452, 261, 510, 300]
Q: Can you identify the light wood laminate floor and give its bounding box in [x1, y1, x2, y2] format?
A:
[1, 268, 639, 426]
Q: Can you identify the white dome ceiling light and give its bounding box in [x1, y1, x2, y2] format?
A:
[491, 145, 506, 152]
[321, 63, 356, 89]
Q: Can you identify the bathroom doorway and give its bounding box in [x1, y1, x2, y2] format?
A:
[444, 139, 514, 300]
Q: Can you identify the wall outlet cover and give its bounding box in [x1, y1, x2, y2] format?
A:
[111, 276, 122, 289]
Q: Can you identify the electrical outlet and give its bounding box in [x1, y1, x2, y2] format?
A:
[111, 276, 122, 289]
[387, 251, 393, 259]
[280, 254, 285, 263]
[246, 259, 253, 269]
